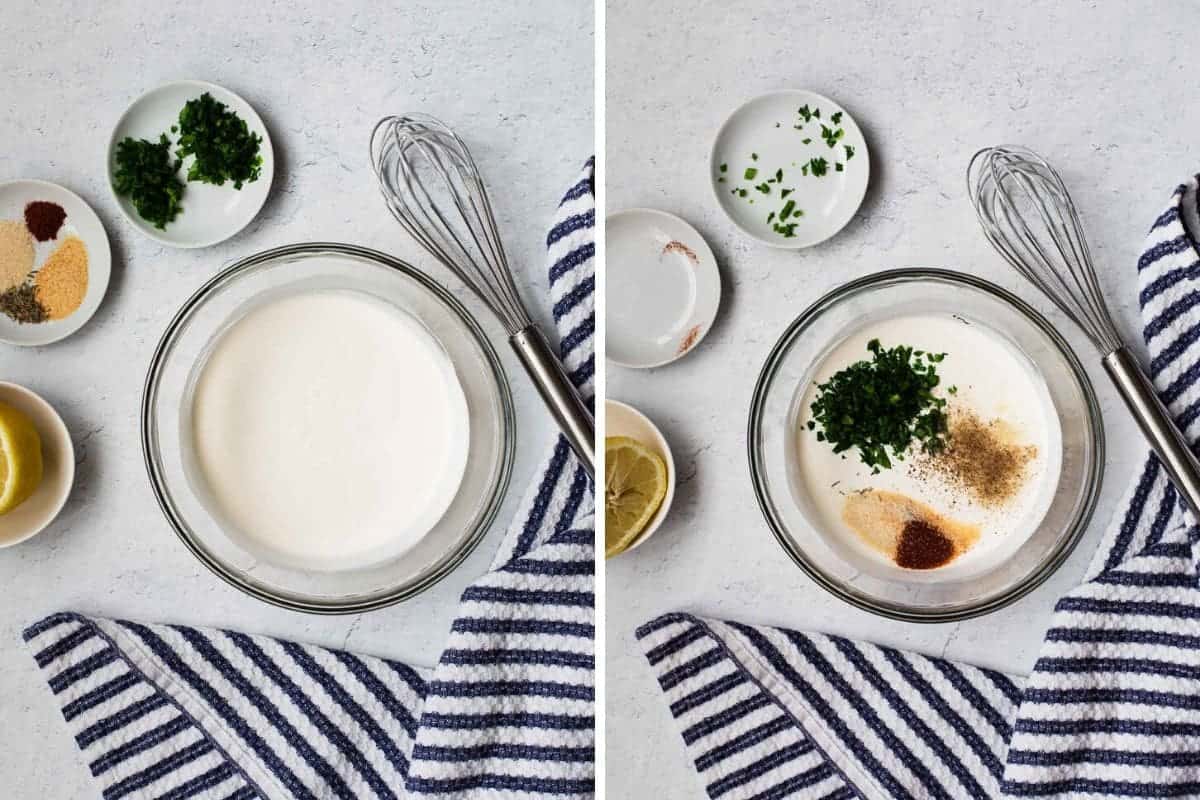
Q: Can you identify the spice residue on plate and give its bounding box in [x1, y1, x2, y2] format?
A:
[914, 411, 1037, 507]
[0, 220, 36, 293]
[35, 236, 88, 320]
[677, 324, 701, 356]
[842, 488, 980, 570]
[24, 201, 66, 241]
[662, 240, 699, 265]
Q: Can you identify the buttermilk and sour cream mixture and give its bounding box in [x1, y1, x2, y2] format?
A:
[188, 289, 470, 572]
[795, 313, 1062, 580]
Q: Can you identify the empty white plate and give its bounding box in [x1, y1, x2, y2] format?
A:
[606, 208, 721, 368]
[711, 90, 869, 248]
[0, 382, 74, 548]
[0, 179, 111, 346]
[108, 80, 274, 248]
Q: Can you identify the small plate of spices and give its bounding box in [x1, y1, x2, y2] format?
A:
[0, 179, 111, 346]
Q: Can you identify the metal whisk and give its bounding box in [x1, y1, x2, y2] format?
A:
[371, 113, 594, 477]
[969, 145, 1200, 518]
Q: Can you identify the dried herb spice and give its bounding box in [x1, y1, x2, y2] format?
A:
[807, 339, 951, 472]
[0, 283, 47, 324]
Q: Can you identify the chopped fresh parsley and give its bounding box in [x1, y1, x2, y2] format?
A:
[720, 163, 728, 172]
[835, 162, 844, 172]
[831, 111, 843, 124]
[744, 167, 758, 180]
[176, 92, 263, 189]
[807, 340, 950, 473]
[844, 145, 855, 160]
[798, 104, 814, 122]
[820, 124, 844, 148]
[112, 134, 185, 230]
[809, 157, 829, 176]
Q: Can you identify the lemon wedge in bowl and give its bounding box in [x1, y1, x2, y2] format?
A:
[605, 436, 668, 558]
[0, 400, 43, 515]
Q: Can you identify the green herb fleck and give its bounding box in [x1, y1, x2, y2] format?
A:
[780, 188, 793, 198]
[809, 157, 829, 177]
[779, 199, 796, 220]
[835, 162, 844, 172]
[844, 145, 855, 160]
[720, 163, 728, 172]
[820, 124, 844, 148]
[807, 340, 951, 473]
[755, 182, 771, 194]
[175, 92, 263, 189]
[744, 167, 758, 180]
[112, 134, 185, 230]
[802, 138, 812, 145]
[798, 104, 814, 122]
[831, 111, 843, 124]
[751, 152, 759, 161]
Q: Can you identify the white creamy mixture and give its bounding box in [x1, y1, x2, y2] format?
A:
[794, 313, 1062, 580]
[188, 289, 470, 572]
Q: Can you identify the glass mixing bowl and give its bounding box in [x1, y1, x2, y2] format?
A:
[142, 243, 514, 613]
[748, 269, 1104, 622]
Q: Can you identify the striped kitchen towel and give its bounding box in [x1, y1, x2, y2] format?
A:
[639, 175, 1200, 799]
[21, 158, 595, 800]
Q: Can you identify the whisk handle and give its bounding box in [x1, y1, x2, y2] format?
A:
[510, 326, 596, 480]
[1104, 347, 1200, 519]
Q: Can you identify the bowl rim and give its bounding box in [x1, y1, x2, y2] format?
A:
[747, 267, 1105, 622]
[141, 241, 516, 614]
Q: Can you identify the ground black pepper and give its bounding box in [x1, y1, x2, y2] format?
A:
[24, 201, 66, 242]
[895, 519, 954, 569]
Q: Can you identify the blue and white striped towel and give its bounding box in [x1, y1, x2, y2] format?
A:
[22, 158, 595, 800]
[639, 175, 1200, 799]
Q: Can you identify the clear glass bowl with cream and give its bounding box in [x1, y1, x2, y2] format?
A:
[143, 243, 514, 613]
[748, 269, 1103, 621]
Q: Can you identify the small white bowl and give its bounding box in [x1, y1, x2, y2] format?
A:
[0, 179, 112, 346]
[606, 208, 721, 368]
[606, 399, 675, 552]
[108, 80, 274, 249]
[711, 89, 870, 248]
[0, 382, 74, 548]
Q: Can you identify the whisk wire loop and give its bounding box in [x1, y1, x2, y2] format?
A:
[968, 145, 1123, 354]
[371, 114, 532, 333]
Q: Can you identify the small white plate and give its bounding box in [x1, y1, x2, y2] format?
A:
[108, 80, 274, 248]
[0, 179, 111, 346]
[606, 399, 675, 553]
[711, 90, 870, 248]
[0, 382, 74, 548]
[606, 208, 721, 368]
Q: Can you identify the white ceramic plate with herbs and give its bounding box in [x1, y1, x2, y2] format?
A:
[108, 80, 274, 249]
[606, 208, 721, 368]
[711, 90, 869, 249]
[0, 179, 111, 346]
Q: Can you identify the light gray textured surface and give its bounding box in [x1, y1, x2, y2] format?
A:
[606, 2, 1197, 797]
[0, 1, 592, 796]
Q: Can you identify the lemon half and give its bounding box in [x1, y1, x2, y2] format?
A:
[605, 436, 668, 558]
[0, 401, 43, 515]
